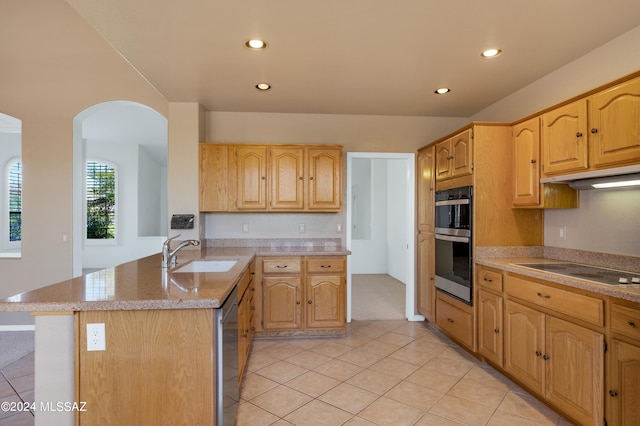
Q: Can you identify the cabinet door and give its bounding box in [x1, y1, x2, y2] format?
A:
[435, 138, 452, 180]
[262, 277, 302, 330]
[306, 275, 345, 329]
[417, 232, 435, 322]
[270, 147, 304, 210]
[609, 339, 640, 426]
[478, 289, 503, 367]
[504, 300, 545, 395]
[512, 118, 540, 206]
[235, 146, 268, 210]
[417, 146, 435, 232]
[451, 129, 473, 177]
[541, 99, 589, 175]
[307, 147, 342, 210]
[545, 316, 603, 426]
[199, 144, 229, 211]
[589, 76, 640, 168]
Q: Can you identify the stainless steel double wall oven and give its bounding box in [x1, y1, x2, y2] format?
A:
[434, 185, 473, 305]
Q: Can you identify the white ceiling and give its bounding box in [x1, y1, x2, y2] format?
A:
[67, 0, 640, 117]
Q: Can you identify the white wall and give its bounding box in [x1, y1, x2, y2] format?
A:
[544, 187, 640, 256]
[471, 25, 640, 257]
[386, 159, 408, 282]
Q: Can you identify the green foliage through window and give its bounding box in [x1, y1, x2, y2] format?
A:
[9, 161, 22, 242]
[86, 161, 116, 239]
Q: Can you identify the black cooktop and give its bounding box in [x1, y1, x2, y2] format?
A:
[515, 263, 640, 286]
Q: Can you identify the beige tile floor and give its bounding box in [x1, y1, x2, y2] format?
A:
[238, 320, 575, 426]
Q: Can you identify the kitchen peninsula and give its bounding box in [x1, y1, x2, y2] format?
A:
[0, 239, 350, 426]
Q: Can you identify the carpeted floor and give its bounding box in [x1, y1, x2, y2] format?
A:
[351, 274, 405, 321]
[0, 331, 34, 369]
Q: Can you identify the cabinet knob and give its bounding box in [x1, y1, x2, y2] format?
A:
[261, 176, 266, 180]
[299, 176, 303, 180]
[576, 132, 583, 137]
[309, 176, 314, 180]
[535, 351, 542, 357]
[609, 390, 618, 397]
[536, 292, 551, 299]
[484, 277, 493, 282]
[447, 318, 454, 323]
[320, 265, 332, 268]
[629, 321, 636, 328]
[308, 300, 313, 304]
[494, 328, 499, 334]
[530, 159, 536, 164]
[543, 354, 550, 360]
[591, 128, 598, 134]
[296, 300, 301, 305]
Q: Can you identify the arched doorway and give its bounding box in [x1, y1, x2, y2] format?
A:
[72, 101, 168, 276]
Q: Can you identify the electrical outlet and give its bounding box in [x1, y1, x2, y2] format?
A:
[559, 226, 567, 241]
[298, 223, 306, 234]
[86, 323, 106, 351]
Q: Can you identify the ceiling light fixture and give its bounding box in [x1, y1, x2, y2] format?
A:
[434, 88, 450, 94]
[256, 83, 271, 91]
[481, 48, 502, 58]
[246, 39, 267, 50]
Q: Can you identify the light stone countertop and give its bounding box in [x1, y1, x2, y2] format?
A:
[476, 257, 640, 304]
[0, 245, 351, 312]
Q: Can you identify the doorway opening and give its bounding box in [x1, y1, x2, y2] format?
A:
[346, 152, 419, 322]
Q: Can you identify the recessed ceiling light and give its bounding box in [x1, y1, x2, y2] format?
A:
[434, 88, 451, 94]
[246, 39, 267, 50]
[256, 83, 271, 91]
[481, 48, 502, 58]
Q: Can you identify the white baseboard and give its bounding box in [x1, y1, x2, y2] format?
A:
[0, 325, 36, 331]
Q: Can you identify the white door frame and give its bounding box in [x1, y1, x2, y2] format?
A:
[346, 152, 423, 322]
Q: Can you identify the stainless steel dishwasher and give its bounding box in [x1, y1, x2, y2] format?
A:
[215, 286, 239, 426]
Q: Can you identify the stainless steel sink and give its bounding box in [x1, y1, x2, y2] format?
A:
[172, 260, 237, 273]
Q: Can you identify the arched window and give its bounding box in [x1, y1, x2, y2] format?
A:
[7, 158, 22, 246]
[86, 160, 117, 240]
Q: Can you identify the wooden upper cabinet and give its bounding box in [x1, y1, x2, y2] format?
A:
[417, 145, 435, 232]
[513, 118, 540, 206]
[199, 143, 343, 212]
[270, 147, 305, 210]
[589, 76, 640, 168]
[307, 147, 342, 211]
[234, 146, 268, 210]
[435, 129, 472, 181]
[541, 99, 589, 176]
[199, 144, 229, 211]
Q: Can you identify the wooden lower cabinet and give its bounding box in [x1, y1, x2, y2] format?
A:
[477, 289, 503, 367]
[262, 276, 303, 330]
[436, 291, 474, 350]
[504, 299, 604, 425]
[238, 264, 256, 382]
[260, 255, 346, 335]
[417, 232, 435, 322]
[504, 300, 545, 394]
[609, 339, 640, 425]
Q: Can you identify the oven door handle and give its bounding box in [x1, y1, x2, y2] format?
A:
[435, 199, 470, 206]
[435, 234, 470, 243]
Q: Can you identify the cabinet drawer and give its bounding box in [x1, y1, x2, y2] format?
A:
[306, 257, 345, 274]
[477, 268, 503, 293]
[436, 298, 473, 348]
[262, 257, 302, 274]
[611, 304, 640, 342]
[505, 275, 604, 326]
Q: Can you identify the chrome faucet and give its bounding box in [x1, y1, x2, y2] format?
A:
[161, 234, 201, 268]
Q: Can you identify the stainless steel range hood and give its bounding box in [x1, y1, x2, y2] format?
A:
[540, 164, 640, 190]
